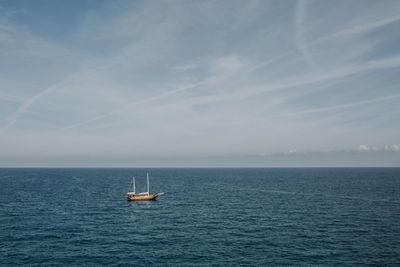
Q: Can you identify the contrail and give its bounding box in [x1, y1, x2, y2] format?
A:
[2, 79, 67, 131]
[285, 93, 400, 117]
[294, 0, 316, 69]
[315, 15, 400, 43]
[58, 80, 208, 132]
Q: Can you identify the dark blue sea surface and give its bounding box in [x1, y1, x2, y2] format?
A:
[1, 168, 400, 266]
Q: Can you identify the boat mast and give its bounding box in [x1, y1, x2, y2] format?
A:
[147, 172, 150, 194]
[132, 176, 135, 194]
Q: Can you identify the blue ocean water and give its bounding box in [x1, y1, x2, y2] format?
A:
[0, 168, 399, 266]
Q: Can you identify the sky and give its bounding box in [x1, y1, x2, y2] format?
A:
[0, 0, 400, 167]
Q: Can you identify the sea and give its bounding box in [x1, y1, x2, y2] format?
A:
[1, 168, 399, 266]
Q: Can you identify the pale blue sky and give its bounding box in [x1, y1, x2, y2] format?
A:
[0, 0, 400, 167]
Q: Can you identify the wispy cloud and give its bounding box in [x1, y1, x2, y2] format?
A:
[172, 63, 198, 71]
[0, 91, 20, 102]
[58, 52, 400, 133]
[59, 56, 246, 132]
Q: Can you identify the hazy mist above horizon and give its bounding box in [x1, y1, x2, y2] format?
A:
[1, 0, 400, 167]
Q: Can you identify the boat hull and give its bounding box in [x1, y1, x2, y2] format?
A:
[127, 194, 159, 201]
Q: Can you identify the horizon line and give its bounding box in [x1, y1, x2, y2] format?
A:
[1, 166, 399, 169]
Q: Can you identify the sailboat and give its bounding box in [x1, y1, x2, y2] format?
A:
[127, 172, 164, 201]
